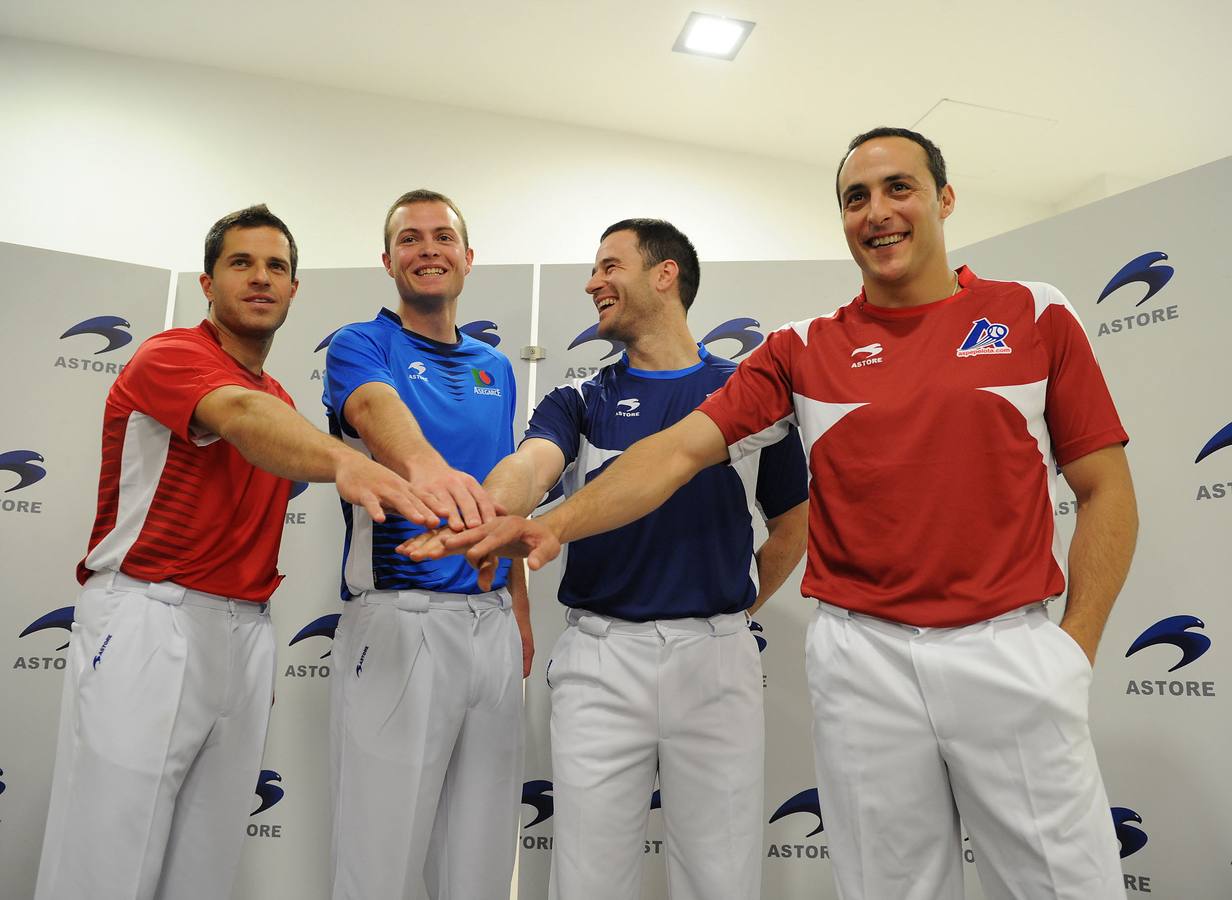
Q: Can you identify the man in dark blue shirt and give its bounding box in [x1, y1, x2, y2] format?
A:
[459, 219, 808, 900]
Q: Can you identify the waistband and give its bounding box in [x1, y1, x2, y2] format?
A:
[358, 587, 511, 613]
[566, 608, 750, 638]
[89, 571, 269, 615]
[814, 599, 1047, 634]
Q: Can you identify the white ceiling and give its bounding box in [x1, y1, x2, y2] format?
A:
[3, 0, 1229, 208]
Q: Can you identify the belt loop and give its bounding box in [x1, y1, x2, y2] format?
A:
[147, 581, 186, 606]
[576, 613, 611, 638]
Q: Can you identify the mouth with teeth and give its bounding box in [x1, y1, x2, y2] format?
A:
[595, 297, 617, 315]
[244, 295, 275, 304]
[414, 266, 447, 277]
[866, 232, 907, 249]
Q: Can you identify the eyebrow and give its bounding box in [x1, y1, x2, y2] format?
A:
[592, 255, 620, 276]
[396, 226, 459, 239]
[225, 251, 290, 267]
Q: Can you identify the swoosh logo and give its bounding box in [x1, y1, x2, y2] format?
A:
[461, 320, 501, 348]
[568, 323, 625, 360]
[252, 770, 285, 815]
[1096, 252, 1174, 307]
[700, 317, 764, 359]
[521, 779, 554, 827]
[0, 450, 47, 492]
[768, 788, 824, 837]
[19, 606, 75, 652]
[1196, 421, 1232, 464]
[59, 315, 133, 354]
[1125, 615, 1210, 672]
[1111, 807, 1148, 858]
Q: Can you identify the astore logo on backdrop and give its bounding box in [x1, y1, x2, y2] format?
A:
[285, 613, 340, 679]
[55, 314, 135, 375]
[767, 787, 829, 861]
[1124, 615, 1215, 698]
[1094, 251, 1180, 338]
[247, 769, 286, 839]
[0, 451, 46, 516]
[1194, 421, 1232, 502]
[700, 318, 764, 359]
[1112, 806, 1154, 894]
[13, 606, 74, 671]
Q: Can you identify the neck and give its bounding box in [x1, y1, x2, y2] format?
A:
[396, 296, 458, 343]
[208, 313, 272, 376]
[863, 262, 958, 309]
[623, 317, 701, 371]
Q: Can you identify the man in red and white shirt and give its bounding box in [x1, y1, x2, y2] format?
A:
[428, 129, 1138, 900]
[35, 205, 489, 900]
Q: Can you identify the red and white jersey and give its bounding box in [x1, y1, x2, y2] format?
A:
[698, 267, 1127, 627]
[78, 321, 294, 602]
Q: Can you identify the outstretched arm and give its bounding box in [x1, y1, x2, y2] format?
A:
[749, 501, 808, 616]
[414, 411, 729, 587]
[1058, 444, 1137, 665]
[343, 382, 498, 530]
[192, 385, 437, 526]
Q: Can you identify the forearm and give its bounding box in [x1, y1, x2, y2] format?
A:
[749, 503, 808, 615]
[1061, 478, 1138, 660]
[484, 453, 548, 517]
[542, 412, 727, 544]
[215, 391, 350, 482]
[346, 387, 446, 479]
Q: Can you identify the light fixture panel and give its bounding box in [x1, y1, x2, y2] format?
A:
[673, 12, 756, 61]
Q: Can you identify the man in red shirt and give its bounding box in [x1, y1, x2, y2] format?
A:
[35, 205, 491, 900]
[421, 130, 1138, 900]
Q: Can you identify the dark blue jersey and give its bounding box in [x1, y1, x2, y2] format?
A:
[525, 346, 807, 620]
[323, 308, 515, 598]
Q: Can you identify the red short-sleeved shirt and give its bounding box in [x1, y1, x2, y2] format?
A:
[79, 320, 295, 602]
[698, 268, 1128, 627]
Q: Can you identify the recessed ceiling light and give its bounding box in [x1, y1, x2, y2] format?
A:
[673, 12, 756, 61]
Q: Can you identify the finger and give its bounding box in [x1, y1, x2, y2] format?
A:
[469, 482, 498, 524]
[439, 527, 491, 552]
[360, 493, 386, 524]
[476, 556, 496, 592]
[391, 491, 437, 528]
[448, 482, 483, 531]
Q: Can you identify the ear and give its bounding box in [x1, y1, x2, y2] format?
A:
[288, 278, 299, 303]
[381, 251, 394, 278]
[199, 272, 214, 307]
[464, 245, 474, 276]
[938, 183, 956, 222]
[655, 258, 679, 294]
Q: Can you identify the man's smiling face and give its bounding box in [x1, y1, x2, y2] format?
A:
[838, 136, 954, 290]
[383, 200, 473, 306]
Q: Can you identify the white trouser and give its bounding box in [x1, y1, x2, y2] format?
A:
[548, 609, 764, 900]
[330, 587, 524, 900]
[806, 601, 1125, 900]
[35, 571, 276, 900]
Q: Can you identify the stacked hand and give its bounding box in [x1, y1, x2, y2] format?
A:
[335, 453, 502, 531]
[400, 515, 563, 591]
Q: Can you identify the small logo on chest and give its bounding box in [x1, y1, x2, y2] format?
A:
[850, 343, 884, 368]
[956, 319, 1012, 357]
[407, 360, 429, 381]
[616, 398, 641, 417]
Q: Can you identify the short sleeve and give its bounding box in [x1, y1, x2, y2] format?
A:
[114, 333, 253, 444]
[323, 326, 397, 437]
[522, 383, 587, 464]
[1037, 291, 1128, 466]
[699, 325, 801, 462]
[754, 424, 809, 520]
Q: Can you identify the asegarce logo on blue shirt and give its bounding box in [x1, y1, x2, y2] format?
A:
[700, 318, 764, 359]
[1097, 253, 1174, 307]
[59, 315, 133, 354]
[0, 450, 46, 492]
[1111, 807, 1148, 858]
[769, 788, 824, 836]
[252, 770, 285, 816]
[522, 779, 554, 827]
[1125, 616, 1211, 672]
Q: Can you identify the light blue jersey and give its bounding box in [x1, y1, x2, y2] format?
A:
[525, 346, 807, 621]
[323, 308, 515, 598]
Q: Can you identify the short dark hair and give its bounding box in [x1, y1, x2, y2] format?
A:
[836, 127, 948, 206]
[384, 189, 469, 252]
[203, 204, 298, 279]
[600, 218, 700, 311]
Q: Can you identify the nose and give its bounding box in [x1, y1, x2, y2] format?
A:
[249, 262, 272, 285]
[867, 189, 892, 223]
[585, 273, 603, 297]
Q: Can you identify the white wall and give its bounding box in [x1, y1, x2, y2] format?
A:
[1, 37, 1052, 271]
